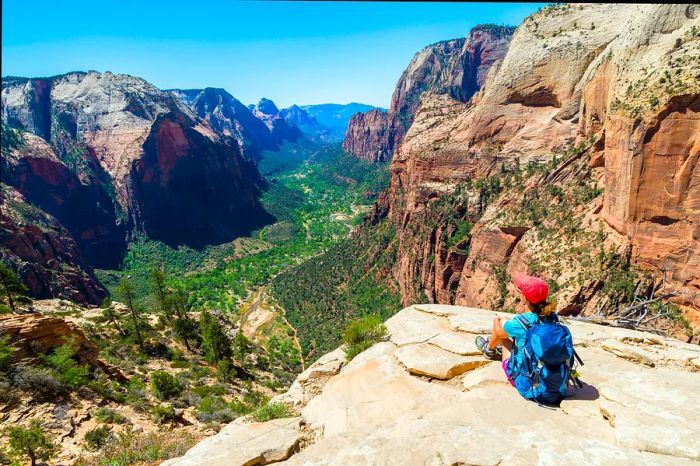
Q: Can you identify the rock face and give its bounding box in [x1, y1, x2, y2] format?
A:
[342, 25, 514, 162]
[0, 185, 107, 304]
[373, 4, 700, 332]
[0, 311, 124, 380]
[171, 88, 280, 159]
[167, 304, 700, 465]
[1, 71, 273, 300]
[342, 109, 404, 163]
[250, 98, 302, 147]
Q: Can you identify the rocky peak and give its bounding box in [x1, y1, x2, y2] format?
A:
[343, 24, 514, 163]
[255, 98, 280, 116]
[166, 304, 700, 465]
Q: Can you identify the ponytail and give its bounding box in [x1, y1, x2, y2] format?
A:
[527, 299, 557, 317]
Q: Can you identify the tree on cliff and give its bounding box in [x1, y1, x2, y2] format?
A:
[0, 263, 28, 313]
[118, 277, 144, 350]
[100, 298, 124, 336]
[5, 420, 55, 466]
[149, 267, 172, 320]
[200, 311, 232, 364]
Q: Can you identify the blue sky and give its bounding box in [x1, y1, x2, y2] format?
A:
[2, 1, 546, 108]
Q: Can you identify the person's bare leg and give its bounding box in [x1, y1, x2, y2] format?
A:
[488, 317, 510, 350]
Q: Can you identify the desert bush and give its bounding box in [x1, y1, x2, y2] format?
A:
[75, 427, 196, 465]
[41, 340, 89, 389]
[151, 403, 177, 424]
[12, 366, 65, 400]
[251, 402, 291, 422]
[92, 407, 127, 424]
[197, 395, 235, 423]
[342, 315, 387, 360]
[84, 426, 112, 451]
[150, 370, 183, 400]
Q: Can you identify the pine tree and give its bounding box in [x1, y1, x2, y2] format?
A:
[200, 310, 232, 363]
[5, 420, 55, 466]
[118, 277, 144, 349]
[149, 266, 171, 319]
[0, 263, 28, 312]
[100, 298, 124, 336]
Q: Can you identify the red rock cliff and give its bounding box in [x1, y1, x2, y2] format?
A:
[371, 4, 700, 337]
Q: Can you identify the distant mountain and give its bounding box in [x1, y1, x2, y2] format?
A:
[295, 103, 384, 142]
[170, 89, 300, 159]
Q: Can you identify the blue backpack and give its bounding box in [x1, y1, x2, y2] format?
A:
[508, 314, 582, 404]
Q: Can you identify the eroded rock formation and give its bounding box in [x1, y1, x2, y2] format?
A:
[372, 4, 700, 335]
[342, 24, 515, 162]
[1, 71, 273, 301]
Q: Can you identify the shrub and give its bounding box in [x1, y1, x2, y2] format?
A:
[151, 404, 177, 424]
[342, 315, 387, 360]
[197, 395, 235, 423]
[42, 340, 90, 389]
[12, 366, 65, 400]
[5, 420, 55, 466]
[0, 336, 13, 371]
[192, 384, 226, 398]
[84, 426, 112, 451]
[251, 402, 291, 422]
[170, 360, 191, 369]
[150, 370, 183, 400]
[75, 427, 196, 465]
[92, 407, 127, 424]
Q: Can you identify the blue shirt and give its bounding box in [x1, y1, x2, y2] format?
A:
[502, 311, 539, 375]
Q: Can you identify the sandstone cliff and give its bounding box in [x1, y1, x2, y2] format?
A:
[165, 304, 700, 465]
[280, 105, 334, 142]
[374, 4, 700, 336]
[341, 109, 404, 163]
[1, 72, 273, 300]
[342, 25, 514, 162]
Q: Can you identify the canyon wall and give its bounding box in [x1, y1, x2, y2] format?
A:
[1, 71, 273, 302]
[342, 25, 515, 163]
[370, 4, 700, 336]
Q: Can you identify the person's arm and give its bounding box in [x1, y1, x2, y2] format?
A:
[502, 315, 527, 341]
[493, 316, 510, 340]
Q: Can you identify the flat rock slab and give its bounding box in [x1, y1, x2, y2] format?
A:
[598, 369, 700, 460]
[428, 331, 481, 355]
[385, 307, 451, 346]
[601, 339, 656, 367]
[162, 417, 302, 466]
[462, 361, 509, 390]
[395, 342, 489, 379]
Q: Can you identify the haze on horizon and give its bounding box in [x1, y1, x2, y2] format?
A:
[2, 1, 546, 108]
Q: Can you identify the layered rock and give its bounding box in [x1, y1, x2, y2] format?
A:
[342, 25, 514, 162]
[167, 304, 700, 465]
[1, 71, 273, 298]
[374, 4, 700, 332]
[0, 185, 107, 304]
[341, 109, 404, 163]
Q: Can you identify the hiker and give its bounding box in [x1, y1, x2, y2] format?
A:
[475, 272, 581, 404]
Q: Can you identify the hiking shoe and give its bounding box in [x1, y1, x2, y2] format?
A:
[475, 336, 499, 359]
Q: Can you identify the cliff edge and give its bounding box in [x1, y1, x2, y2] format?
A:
[165, 305, 700, 465]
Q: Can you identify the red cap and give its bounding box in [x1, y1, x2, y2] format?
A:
[513, 272, 549, 304]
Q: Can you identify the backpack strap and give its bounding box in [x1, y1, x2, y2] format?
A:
[515, 314, 532, 331]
